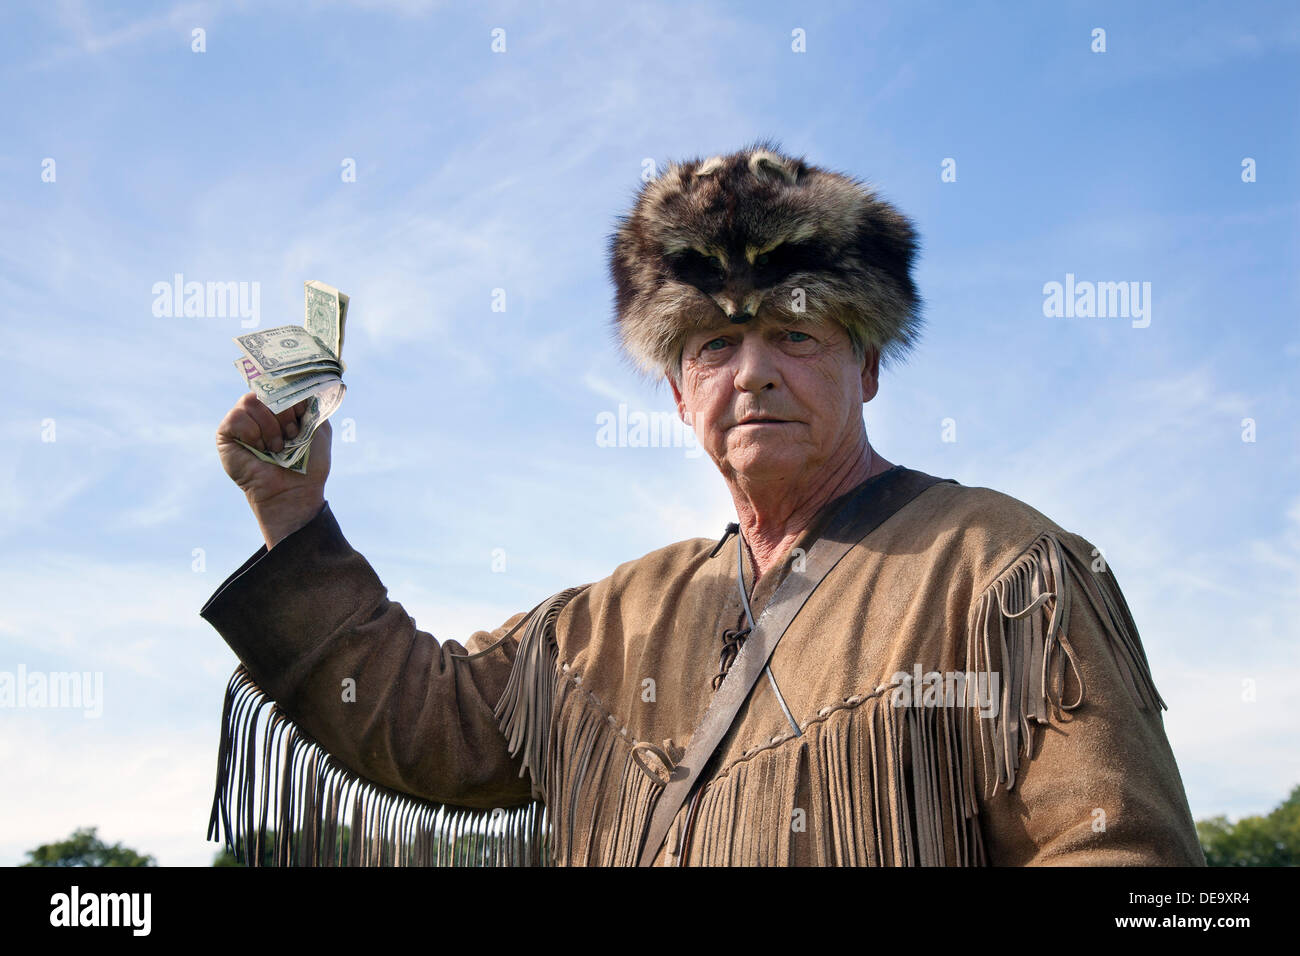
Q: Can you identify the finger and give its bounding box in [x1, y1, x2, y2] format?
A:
[219, 407, 268, 452]
[242, 398, 286, 453]
[309, 419, 331, 473]
[237, 391, 266, 413]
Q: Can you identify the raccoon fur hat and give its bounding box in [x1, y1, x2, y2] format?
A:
[606, 139, 923, 385]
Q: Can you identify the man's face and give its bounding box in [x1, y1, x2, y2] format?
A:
[668, 314, 880, 486]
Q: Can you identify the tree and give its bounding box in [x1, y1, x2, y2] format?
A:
[1197, 784, 1300, 866]
[21, 826, 155, 867]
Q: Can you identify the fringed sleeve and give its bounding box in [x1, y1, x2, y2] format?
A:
[962, 529, 1206, 865]
[199, 501, 554, 865]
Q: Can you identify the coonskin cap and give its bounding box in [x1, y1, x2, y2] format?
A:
[607, 139, 924, 384]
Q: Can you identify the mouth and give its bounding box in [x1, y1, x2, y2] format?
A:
[733, 418, 793, 427]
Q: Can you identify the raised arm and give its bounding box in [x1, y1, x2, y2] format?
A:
[203, 393, 545, 871]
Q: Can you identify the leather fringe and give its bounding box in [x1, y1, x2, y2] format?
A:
[677, 687, 970, 864]
[493, 585, 666, 865]
[207, 665, 549, 866]
[965, 530, 1164, 798]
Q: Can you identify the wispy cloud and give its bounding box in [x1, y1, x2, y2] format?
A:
[19, 0, 224, 71]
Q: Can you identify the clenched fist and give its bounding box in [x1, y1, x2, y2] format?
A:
[216, 392, 332, 549]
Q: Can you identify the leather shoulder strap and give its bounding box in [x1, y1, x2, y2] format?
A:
[636, 466, 955, 866]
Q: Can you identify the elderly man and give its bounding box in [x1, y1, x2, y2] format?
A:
[202, 144, 1204, 866]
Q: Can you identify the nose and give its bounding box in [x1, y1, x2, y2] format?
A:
[733, 332, 778, 393]
[727, 303, 756, 323]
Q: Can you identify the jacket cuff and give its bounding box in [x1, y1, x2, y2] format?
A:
[198, 500, 386, 703]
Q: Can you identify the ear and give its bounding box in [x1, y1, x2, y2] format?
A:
[667, 375, 687, 423]
[860, 345, 881, 404]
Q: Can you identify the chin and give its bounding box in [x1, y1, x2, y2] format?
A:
[727, 451, 804, 482]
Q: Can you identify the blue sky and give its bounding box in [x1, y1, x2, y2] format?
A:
[0, 0, 1296, 866]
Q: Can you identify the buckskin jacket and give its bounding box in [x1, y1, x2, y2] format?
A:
[200, 465, 1206, 867]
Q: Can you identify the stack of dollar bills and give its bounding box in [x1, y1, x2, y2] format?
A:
[231, 280, 349, 474]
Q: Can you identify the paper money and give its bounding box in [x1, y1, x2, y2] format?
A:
[304, 280, 348, 359]
[234, 326, 339, 377]
[229, 282, 350, 473]
[234, 358, 339, 413]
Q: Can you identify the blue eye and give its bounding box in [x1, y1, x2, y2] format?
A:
[704, 338, 728, 351]
[788, 330, 811, 342]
